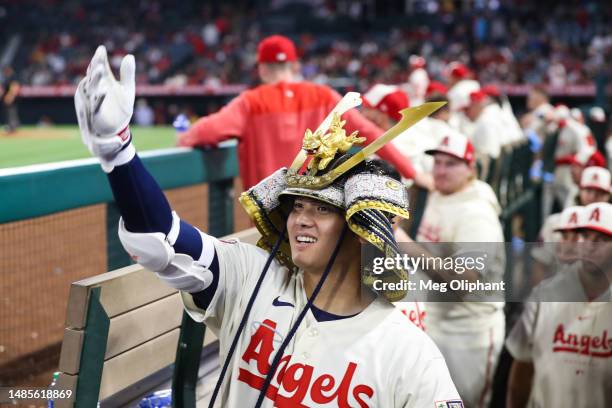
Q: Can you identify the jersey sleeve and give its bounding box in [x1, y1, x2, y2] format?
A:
[506, 301, 539, 362]
[404, 356, 463, 408]
[180, 239, 276, 336]
[177, 93, 250, 147]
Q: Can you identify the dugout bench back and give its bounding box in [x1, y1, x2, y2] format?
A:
[53, 227, 261, 407]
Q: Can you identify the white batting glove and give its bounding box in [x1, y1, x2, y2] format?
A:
[75, 45, 136, 172]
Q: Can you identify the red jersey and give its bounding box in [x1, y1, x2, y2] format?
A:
[178, 81, 416, 189]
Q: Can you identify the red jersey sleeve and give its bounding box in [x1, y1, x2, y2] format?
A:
[177, 93, 250, 147]
[329, 89, 417, 179]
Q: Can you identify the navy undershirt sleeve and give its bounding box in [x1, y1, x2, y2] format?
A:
[106, 154, 219, 292]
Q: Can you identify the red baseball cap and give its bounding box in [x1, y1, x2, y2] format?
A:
[447, 62, 473, 79]
[363, 84, 409, 122]
[468, 89, 488, 105]
[425, 132, 475, 164]
[425, 81, 448, 97]
[257, 35, 297, 63]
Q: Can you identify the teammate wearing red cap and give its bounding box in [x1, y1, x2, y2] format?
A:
[177, 35, 426, 190]
[402, 133, 506, 408]
[401, 55, 429, 106]
[362, 84, 452, 178]
[445, 62, 480, 138]
[549, 104, 599, 210]
[506, 202, 612, 408]
[531, 166, 611, 283]
[463, 89, 508, 181]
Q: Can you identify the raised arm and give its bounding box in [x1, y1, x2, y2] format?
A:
[74, 46, 218, 305]
[177, 94, 249, 147]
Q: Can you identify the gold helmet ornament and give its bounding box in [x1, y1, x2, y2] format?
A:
[240, 92, 445, 301]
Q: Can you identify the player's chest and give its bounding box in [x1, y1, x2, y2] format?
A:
[417, 206, 456, 243]
[234, 298, 389, 407]
[534, 304, 612, 375]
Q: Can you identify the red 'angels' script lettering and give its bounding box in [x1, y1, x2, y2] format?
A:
[552, 324, 612, 358]
[400, 307, 426, 331]
[239, 318, 375, 407]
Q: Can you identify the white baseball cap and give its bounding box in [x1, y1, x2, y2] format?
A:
[553, 206, 584, 232]
[363, 84, 409, 122]
[425, 131, 475, 164]
[554, 104, 571, 122]
[580, 166, 611, 193]
[447, 79, 480, 111]
[570, 107, 584, 122]
[579, 202, 612, 236]
[589, 106, 606, 123]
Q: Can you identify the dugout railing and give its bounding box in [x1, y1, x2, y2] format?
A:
[0, 144, 247, 396]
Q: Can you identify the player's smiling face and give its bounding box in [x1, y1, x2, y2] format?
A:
[287, 197, 346, 272]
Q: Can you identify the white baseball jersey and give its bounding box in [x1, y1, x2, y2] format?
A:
[416, 180, 505, 342]
[415, 180, 505, 406]
[472, 104, 505, 159]
[395, 301, 427, 331]
[507, 274, 612, 407]
[554, 119, 596, 161]
[182, 239, 461, 407]
[500, 98, 525, 144]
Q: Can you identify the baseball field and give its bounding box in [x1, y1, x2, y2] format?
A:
[0, 126, 177, 169]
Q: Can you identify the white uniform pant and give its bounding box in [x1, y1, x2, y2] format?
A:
[428, 321, 504, 408]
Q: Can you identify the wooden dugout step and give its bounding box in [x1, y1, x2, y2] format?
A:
[55, 228, 260, 406]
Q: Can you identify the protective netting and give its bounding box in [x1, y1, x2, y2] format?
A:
[0, 183, 210, 386]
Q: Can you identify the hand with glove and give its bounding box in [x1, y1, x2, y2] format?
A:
[75, 45, 136, 172]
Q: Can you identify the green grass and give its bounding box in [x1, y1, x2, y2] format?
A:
[0, 126, 178, 169]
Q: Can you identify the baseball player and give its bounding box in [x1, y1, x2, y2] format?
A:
[481, 84, 524, 146]
[362, 84, 437, 179]
[550, 104, 598, 210]
[176, 34, 430, 191]
[402, 133, 506, 408]
[400, 55, 429, 106]
[445, 62, 480, 138]
[75, 46, 462, 407]
[463, 89, 509, 181]
[567, 148, 607, 206]
[531, 166, 611, 283]
[506, 202, 612, 408]
[362, 84, 461, 179]
[521, 85, 554, 143]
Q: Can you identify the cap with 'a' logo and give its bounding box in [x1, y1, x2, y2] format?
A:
[578, 202, 612, 236]
[553, 206, 584, 232]
[257, 35, 297, 63]
[580, 166, 611, 193]
[425, 132, 475, 164]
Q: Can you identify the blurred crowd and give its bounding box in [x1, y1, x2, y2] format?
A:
[2, 0, 610, 89]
